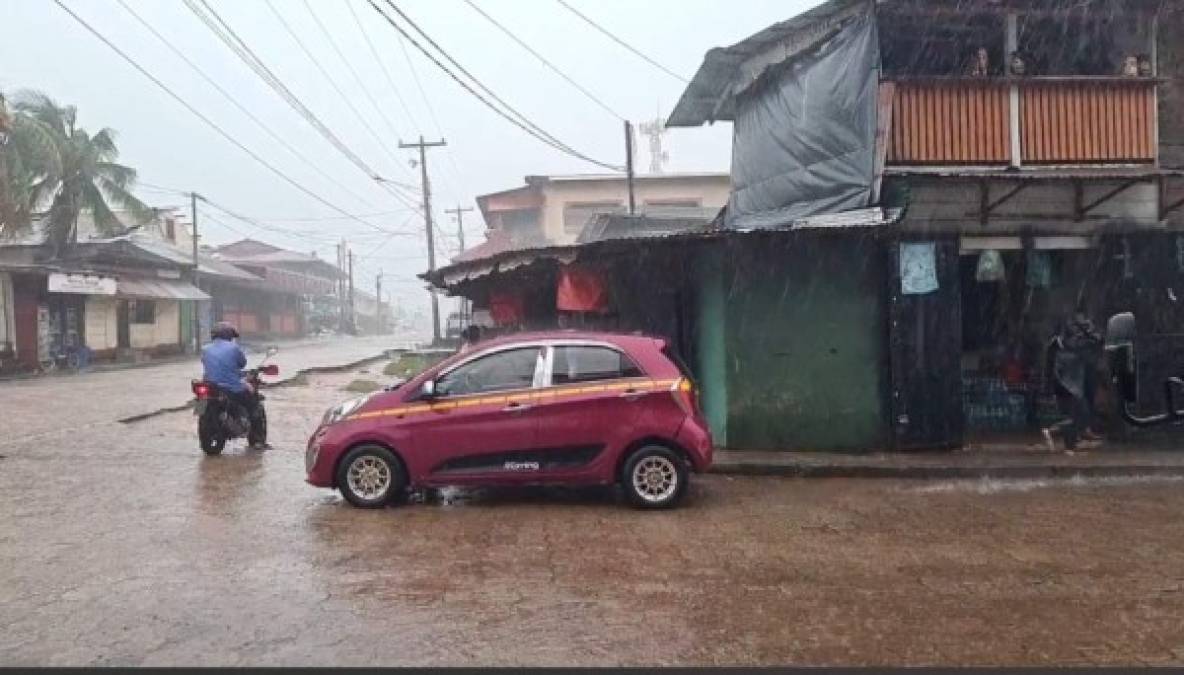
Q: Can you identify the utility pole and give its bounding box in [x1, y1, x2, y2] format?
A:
[624, 120, 636, 215]
[190, 192, 201, 353]
[445, 204, 473, 252]
[376, 269, 384, 335]
[399, 135, 447, 343]
[347, 249, 356, 336]
[337, 239, 347, 333]
[444, 204, 474, 325]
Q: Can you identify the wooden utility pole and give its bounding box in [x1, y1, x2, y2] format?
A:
[347, 249, 356, 336]
[624, 120, 636, 215]
[399, 135, 447, 343]
[444, 204, 473, 252]
[190, 192, 201, 352]
[337, 239, 348, 332]
[445, 205, 474, 325]
[375, 269, 384, 334]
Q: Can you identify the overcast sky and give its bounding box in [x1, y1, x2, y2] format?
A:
[1, 0, 810, 321]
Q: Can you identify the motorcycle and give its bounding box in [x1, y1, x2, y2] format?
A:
[191, 346, 280, 455]
[1105, 312, 1184, 428]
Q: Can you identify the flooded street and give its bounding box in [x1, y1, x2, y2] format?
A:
[0, 365, 1180, 666]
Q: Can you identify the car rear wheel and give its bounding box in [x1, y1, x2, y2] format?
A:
[622, 445, 687, 509]
[337, 445, 406, 508]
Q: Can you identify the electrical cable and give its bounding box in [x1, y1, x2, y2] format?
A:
[52, 0, 399, 236]
[465, 0, 625, 121]
[369, 0, 623, 172]
[555, 0, 689, 84]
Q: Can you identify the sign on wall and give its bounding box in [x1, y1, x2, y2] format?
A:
[47, 273, 117, 296]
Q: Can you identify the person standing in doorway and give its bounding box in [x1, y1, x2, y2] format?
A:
[1042, 306, 1103, 454]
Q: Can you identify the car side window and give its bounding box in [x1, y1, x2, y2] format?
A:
[551, 346, 643, 385]
[436, 347, 541, 397]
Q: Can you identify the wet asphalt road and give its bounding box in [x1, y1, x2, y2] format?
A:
[2, 366, 1184, 666]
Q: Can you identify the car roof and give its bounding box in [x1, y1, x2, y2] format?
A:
[471, 330, 665, 350]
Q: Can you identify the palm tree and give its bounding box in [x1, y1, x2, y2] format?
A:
[3, 90, 151, 252]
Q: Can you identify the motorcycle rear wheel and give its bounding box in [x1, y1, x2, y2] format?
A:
[199, 414, 226, 455]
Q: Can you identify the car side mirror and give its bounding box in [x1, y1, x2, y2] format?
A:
[1105, 312, 1137, 404]
[418, 379, 437, 400]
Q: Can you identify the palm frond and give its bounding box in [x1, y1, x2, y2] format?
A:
[96, 175, 153, 224]
[96, 161, 136, 189]
[81, 181, 122, 236]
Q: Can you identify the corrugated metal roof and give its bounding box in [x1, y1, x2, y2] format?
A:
[118, 277, 210, 301]
[577, 213, 714, 244]
[425, 207, 900, 289]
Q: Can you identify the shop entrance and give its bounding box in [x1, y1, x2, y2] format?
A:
[958, 240, 1098, 439]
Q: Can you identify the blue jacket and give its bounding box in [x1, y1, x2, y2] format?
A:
[201, 338, 248, 393]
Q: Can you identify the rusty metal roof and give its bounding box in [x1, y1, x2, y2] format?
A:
[423, 207, 901, 289]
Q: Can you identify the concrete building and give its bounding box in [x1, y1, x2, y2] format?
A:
[469, 173, 730, 253]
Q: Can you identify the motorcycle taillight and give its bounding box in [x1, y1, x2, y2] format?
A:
[192, 382, 211, 399]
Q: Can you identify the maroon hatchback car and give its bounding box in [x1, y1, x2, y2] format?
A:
[305, 332, 713, 509]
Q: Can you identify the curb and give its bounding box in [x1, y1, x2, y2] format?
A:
[117, 351, 394, 424]
[708, 462, 1184, 480]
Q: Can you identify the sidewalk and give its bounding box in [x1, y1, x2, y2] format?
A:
[711, 441, 1184, 479]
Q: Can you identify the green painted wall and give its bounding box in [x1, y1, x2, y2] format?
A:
[722, 235, 888, 450]
[694, 246, 728, 446]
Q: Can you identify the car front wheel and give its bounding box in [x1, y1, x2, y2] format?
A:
[336, 445, 405, 508]
[622, 445, 688, 509]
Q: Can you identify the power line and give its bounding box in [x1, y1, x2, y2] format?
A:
[264, 0, 404, 173]
[52, 0, 395, 235]
[182, 0, 423, 210]
[301, 0, 414, 169]
[555, 0, 688, 84]
[344, 0, 422, 138]
[113, 0, 382, 211]
[367, 0, 623, 172]
[381, 0, 587, 159]
[378, 0, 471, 202]
[199, 194, 422, 241]
[464, 0, 624, 121]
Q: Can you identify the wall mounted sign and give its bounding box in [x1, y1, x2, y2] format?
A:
[47, 273, 117, 296]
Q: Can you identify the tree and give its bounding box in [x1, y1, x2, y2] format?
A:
[1, 90, 151, 252]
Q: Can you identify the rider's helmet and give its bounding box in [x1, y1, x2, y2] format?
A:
[210, 321, 240, 341]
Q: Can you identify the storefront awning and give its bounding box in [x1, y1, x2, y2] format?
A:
[118, 277, 210, 301]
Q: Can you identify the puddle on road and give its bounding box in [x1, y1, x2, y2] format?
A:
[908, 474, 1184, 495]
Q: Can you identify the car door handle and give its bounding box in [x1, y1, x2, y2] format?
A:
[620, 388, 645, 401]
[503, 402, 533, 413]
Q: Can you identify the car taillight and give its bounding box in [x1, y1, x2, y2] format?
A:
[670, 377, 698, 416]
[192, 382, 211, 399]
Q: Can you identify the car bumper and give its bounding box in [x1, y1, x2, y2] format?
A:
[305, 426, 340, 488]
[676, 417, 714, 472]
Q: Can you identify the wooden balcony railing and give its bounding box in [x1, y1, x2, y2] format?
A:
[1020, 81, 1156, 164]
[888, 81, 1011, 164]
[887, 78, 1157, 166]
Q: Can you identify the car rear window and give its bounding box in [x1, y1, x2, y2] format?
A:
[552, 345, 643, 385]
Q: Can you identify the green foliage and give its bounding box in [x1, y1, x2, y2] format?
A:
[0, 89, 152, 249]
[382, 352, 446, 379]
[343, 379, 383, 394]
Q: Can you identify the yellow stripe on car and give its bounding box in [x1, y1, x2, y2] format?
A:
[346, 378, 681, 421]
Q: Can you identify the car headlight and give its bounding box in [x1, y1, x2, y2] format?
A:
[322, 395, 370, 426]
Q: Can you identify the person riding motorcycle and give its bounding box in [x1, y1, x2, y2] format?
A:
[200, 321, 257, 420]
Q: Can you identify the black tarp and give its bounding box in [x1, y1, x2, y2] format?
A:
[726, 8, 879, 229]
